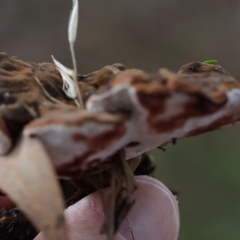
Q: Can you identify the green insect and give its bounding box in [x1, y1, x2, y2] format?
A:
[202, 60, 218, 65]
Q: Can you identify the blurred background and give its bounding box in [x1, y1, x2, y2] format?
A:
[1, 0, 240, 239]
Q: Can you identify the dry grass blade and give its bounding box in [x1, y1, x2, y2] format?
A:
[34, 77, 65, 105]
[0, 137, 67, 240]
[52, 55, 73, 77]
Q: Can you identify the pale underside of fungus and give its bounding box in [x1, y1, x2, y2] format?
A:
[0, 51, 240, 240]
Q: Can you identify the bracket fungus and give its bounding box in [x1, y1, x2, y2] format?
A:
[2, 0, 240, 238]
[0, 52, 240, 239]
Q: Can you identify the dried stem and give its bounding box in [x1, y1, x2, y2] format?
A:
[70, 43, 84, 108]
[34, 77, 64, 105]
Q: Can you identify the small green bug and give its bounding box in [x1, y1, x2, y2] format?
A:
[202, 60, 218, 65]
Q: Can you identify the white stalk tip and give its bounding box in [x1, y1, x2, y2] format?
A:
[68, 0, 79, 44]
